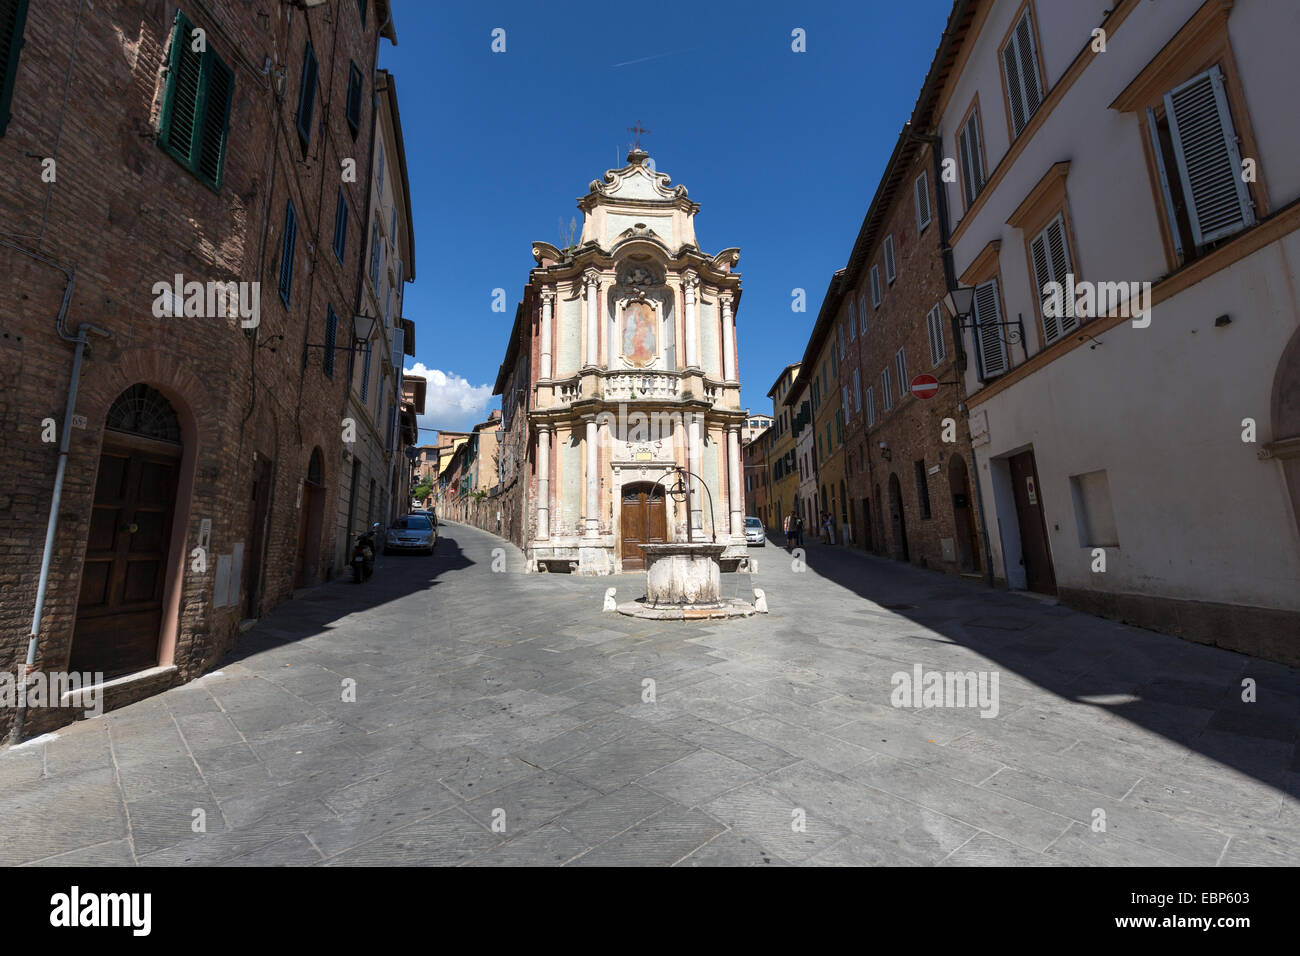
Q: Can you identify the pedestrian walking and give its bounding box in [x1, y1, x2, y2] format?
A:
[795, 512, 804, 548]
[784, 510, 798, 551]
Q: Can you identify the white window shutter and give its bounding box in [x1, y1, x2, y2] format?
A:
[1032, 214, 1076, 345]
[896, 347, 907, 393]
[928, 305, 945, 365]
[391, 325, 405, 370]
[871, 266, 881, 307]
[1003, 9, 1042, 138]
[884, 235, 896, 282]
[962, 112, 985, 203]
[958, 122, 976, 207]
[866, 386, 875, 427]
[915, 171, 931, 231]
[1164, 66, 1255, 247]
[858, 292, 867, 333]
[974, 278, 1008, 377]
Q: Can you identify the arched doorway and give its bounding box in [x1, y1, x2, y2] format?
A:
[71, 385, 183, 679]
[888, 472, 909, 562]
[620, 481, 666, 571]
[948, 455, 981, 573]
[295, 448, 326, 587]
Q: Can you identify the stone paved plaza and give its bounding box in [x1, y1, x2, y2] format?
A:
[1, 521, 1297, 866]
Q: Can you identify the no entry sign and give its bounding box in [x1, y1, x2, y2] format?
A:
[910, 374, 940, 399]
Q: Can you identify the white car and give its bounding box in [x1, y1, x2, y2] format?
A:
[744, 516, 767, 546]
[384, 514, 436, 555]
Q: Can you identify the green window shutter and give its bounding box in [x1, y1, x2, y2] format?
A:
[0, 0, 31, 137]
[196, 55, 232, 190]
[279, 200, 296, 305]
[159, 13, 204, 167]
[158, 11, 234, 192]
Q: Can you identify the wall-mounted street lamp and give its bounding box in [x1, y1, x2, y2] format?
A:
[943, 284, 1025, 346]
[302, 313, 377, 369]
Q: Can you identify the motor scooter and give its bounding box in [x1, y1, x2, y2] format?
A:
[352, 522, 380, 582]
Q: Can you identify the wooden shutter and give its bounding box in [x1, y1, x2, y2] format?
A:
[324, 306, 338, 378]
[296, 43, 317, 145]
[870, 265, 881, 307]
[391, 324, 405, 371]
[895, 347, 907, 393]
[279, 201, 296, 304]
[1031, 213, 1077, 345]
[915, 170, 931, 231]
[334, 188, 349, 261]
[928, 305, 945, 365]
[866, 386, 875, 427]
[1164, 66, 1255, 247]
[884, 235, 896, 282]
[973, 278, 1008, 378]
[881, 366, 892, 409]
[347, 62, 363, 133]
[360, 342, 372, 402]
[196, 56, 232, 189]
[1003, 7, 1042, 138]
[848, 298, 856, 340]
[159, 14, 204, 167]
[0, 0, 30, 137]
[958, 111, 985, 206]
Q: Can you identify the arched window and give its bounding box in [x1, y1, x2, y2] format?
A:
[105, 384, 181, 444]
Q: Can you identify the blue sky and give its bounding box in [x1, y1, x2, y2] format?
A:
[382, 0, 953, 433]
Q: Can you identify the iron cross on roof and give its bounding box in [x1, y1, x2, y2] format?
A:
[627, 121, 650, 150]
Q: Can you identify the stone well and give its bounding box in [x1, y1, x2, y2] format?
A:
[617, 541, 756, 620]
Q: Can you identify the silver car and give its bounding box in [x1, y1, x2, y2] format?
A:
[744, 516, 766, 546]
[384, 514, 436, 555]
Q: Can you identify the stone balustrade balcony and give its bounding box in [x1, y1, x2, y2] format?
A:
[539, 368, 737, 411]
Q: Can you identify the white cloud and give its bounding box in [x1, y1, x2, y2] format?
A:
[404, 363, 496, 437]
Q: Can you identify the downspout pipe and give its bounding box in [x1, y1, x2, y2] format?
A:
[13, 314, 109, 743]
[909, 128, 996, 588]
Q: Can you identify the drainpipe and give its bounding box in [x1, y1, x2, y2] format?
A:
[12, 312, 109, 743]
[910, 127, 996, 588]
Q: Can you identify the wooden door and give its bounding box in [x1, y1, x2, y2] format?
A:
[244, 455, 273, 618]
[620, 483, 666, 571]
[1009, 450, 1056, 594]
[888, 473, 909, 562]
[71, 440, 179, 678]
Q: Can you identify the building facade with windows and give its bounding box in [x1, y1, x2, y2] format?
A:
[495, 149, 749, 574]
[927, 0, 1300, 662]
[337, 66, 416, 567]
[826, 125, 987, 574]
[0, 0, 400, 737]
[765, 363, 802, 533]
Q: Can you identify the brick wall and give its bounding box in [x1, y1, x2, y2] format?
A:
[0, 1, 385, 739]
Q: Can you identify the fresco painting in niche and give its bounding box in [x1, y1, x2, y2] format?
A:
[623, 301, 657, 367]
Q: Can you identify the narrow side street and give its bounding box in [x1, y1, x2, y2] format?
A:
[2, 523, 1296, 866]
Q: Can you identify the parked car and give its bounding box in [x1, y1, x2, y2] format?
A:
[411, 508, 437, 529]
[384, 514, 436, 555]
[744, 516, 766, 546]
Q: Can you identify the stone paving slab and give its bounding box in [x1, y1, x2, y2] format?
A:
[1, 521, 1297, 866]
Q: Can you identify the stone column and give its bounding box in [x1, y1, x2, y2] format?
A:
[536, 424, 551, 540]
[720, 292, 736, 383]
[683, 271, 699, 369]
[584, 270, 600, 368]
[584, 416, 599, 536]
[687, 413, 702, 533]
[727, 424, 742, 537]
[539, 288, 554, 380]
